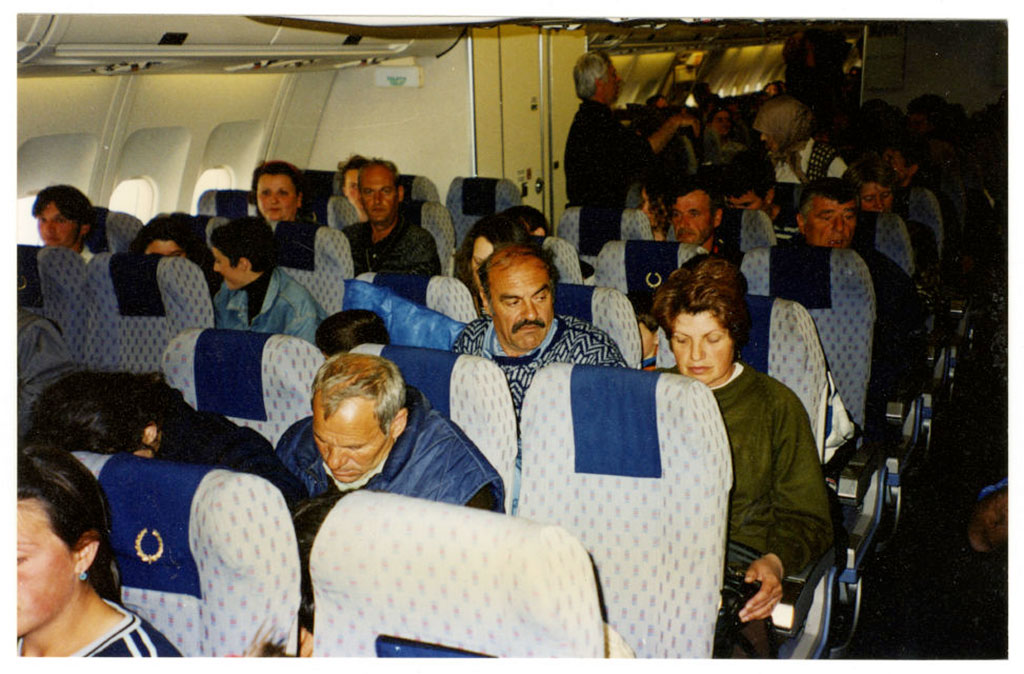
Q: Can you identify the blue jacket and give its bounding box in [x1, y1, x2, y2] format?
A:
[213, 267, 326, 344]
[276, 386, 504, 511]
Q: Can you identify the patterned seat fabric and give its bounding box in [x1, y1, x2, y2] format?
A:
[302, 169, 337, 225]
[555, 283, 642, 369]
[557, 206, 652, 266]
[274, 221, 354, 315]
[311, 490, 605, 657]
[86, 253, 213, 372]
[594, 240, 707, 296]
[196, 189, 252, 218]
[741, 246, 876, 430]
[854, 211, 916, 276]
[73, 452, 300, 657]
[445, 176, 521, 246]
[397, 173, 441, 202]
[402, 200, 457, 276]
[517, 363, 732, 658]
[162, 328, 324, 447]
[352, 343, 518, 512]
[907, 186, 944, 258]
[28, 246, 90, 361]
[357, 272, 477, 324]
[89, 207, 144, 254]
[327, 195, 361, 229]
[542, 235, 585, 284]
[718, 208, 778, 252]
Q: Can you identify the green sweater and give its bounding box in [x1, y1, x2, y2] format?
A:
[711, 364, 833, 574]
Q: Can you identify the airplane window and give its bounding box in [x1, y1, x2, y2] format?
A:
[17, 196, 44, 246]
[191, 167, 234, 215]
[110, 177, 158, 223]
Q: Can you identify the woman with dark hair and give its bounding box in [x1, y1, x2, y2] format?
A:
[26, 371, 307, 509]
[703, 101, 747, 166]
[251, 160, 311, 223]
[453, 213, 529, 315]
[131, 213, 221, 297]
[651, 256, 832, 657]
[17, 443, 181, 656]
[338, 154, 370, 223]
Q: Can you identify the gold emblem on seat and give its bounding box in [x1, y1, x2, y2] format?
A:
[135, 528, 164, 564]
[645, 272, 663, 289]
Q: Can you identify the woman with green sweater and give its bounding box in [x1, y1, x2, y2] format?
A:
[652, 256, 833, 657]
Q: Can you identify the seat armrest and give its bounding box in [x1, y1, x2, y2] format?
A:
[837, 442, 882, 504]
[771, 548, 835, 636]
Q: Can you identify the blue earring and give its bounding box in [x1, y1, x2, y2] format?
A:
[78, 571, 88, 582]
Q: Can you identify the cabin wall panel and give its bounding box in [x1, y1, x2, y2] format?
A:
[307, 45, 474, 205]
[265, 70, 337, 170]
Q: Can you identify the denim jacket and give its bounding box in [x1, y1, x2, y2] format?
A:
[213, 267, 326, 344]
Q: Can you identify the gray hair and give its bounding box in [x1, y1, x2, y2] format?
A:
[573, 51, 612, 100]
[311, 353, 406, 434]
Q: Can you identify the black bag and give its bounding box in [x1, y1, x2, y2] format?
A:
[712, 540, 778, 658]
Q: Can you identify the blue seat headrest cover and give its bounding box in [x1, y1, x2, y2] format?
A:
[741, 294, 773, 374]
[624, 240, 680, 294]
[86, 207, 111, 254]
[194, 329, 271, 420]
[462, 178, 498, 216]
[17, 245, 43, 308]
[381, 344, 455, 416]
[553, 283, 594, 323]
[372, 273, 430, 307]
[769, 247, 832, 309]
[275, 221, 321, 270]
[110, 253, 165, 316]
[216, 190, 249, 219]
[577, 207, 622, 257]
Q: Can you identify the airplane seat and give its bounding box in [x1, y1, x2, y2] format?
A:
[89, 207, 144, 254]
[71, 451, 300, 657]
[853, 211, 916, 277]
[593, 240, 707, 296]
[342, 279, 466, 351]
[86, 253, 213, 372]
[327, 194, 361, 229]
[517, 363, 733, 657]
[772, 182, 804, 213]
[556, 206, 652, 267]
[539, 235, 585, 284]
[398, 173, 441, 202]
[356, 272, 477, 324]
[624, 181, 644, 208]
[302, 169, 336, 225]
[718, 208, 778, 252]
[162, 328, 324, 447]
[554, 283, 643, 369]
[273, 221, 354, 314]
[401, 199, 457, 276]
[351, 343, 518, 513]
[196, 188, 252, 218]
[19, 245, 90, 361]
[907, 185, 945, 260]
[445, 176, 521, 246]
[310, 490, 605, 657]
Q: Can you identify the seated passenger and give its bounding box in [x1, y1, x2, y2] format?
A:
[502, 204, 549, 237]
[453, 242, 627, 417]
[251, 160, 312, 224]
[32, 184, 95, 261]
[276, 353, 504, 509]
[18, 443, 181, 657]
[651, 257, 833, 657]
[130, 213, 221, 297]
[667, 172, 741, 265]
[292, 488, 345, 657]
[342, 159, 441, 277]
[723, 150, 793, 242]
[702, 100, 746, 166]
[26, 371, 307, 509]
[315, 309, 390, 356]
[338, 154, 370, 223]
[453, 213, 529, 315]
[753, 94, 846, 184]
[638, 176, 671, 241]
[17, 308, 78, 438]
[209, 217, 326, 344]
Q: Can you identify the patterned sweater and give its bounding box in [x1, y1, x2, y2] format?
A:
[453, 314, 627, 418]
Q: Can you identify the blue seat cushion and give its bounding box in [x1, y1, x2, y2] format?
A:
[194, 329, 270, 421]
[110, 253, 165, 316]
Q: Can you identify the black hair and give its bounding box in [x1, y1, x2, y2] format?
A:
[315, 310, 390, 356]
[501, 205, 549, 237]
[798, 178, 858, 218]
[209, 217, 278, 272]
[18, 442, 121, 602]
[723, 150, 776, 199]
[292, 489, 346, 634]
[453, 213, 530, 313]
[666, 169, 725, 214]
[32, 184, 95, 225]
[132, 213, 222, 296]
[27, 371, 176, 455]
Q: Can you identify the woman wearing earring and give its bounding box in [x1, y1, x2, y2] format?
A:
[17, 443, 181, 656]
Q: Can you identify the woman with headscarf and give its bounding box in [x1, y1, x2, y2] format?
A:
[753, 94, 846, 184]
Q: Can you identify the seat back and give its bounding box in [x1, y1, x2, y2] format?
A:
[357, 272, 477, 324]
[594, 240, 707, 295]
[854, 211, 916, 276]
[397, 173, 441, 202]
[907, 186, 944, 258]
[555, 283, 642, 369]
[88, 207, 144, 254]
[303, 169, 336, 225]
[17, 244, 45, 313]
[445, 176, 521, 246]
[20, 246, 90, 361]
[342, 279, 466, 350]
[557, 206, 652, 265]
[197, 189, 252, 218]
[327, 194, 361, 229]
[741, 246, 876, 429]
[541, 235, 585, 284]
[162, 328, 323, 447]
[719, 208, 778, 252]
[274, 221, 353, 314]
[73, 451, 300, 657]
[517, 363, 732, 658]
[86, 253, 213, 372]
[311, 491, 605, 657]
[352, 342, 518, 511]
[402, 200, 457, 276]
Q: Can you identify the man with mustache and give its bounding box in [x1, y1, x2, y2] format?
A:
[453, 242, 627, 419]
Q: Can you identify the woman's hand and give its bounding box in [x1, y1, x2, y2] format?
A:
[739, 553, 784, 622]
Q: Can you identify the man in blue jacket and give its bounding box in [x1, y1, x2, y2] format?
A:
[276, 353, 504, 511]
